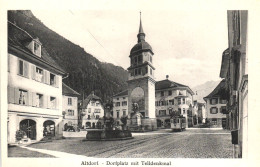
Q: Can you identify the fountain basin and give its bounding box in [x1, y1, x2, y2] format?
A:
[84, 129, 133, 141]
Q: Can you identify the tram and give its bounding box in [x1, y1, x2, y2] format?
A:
[170, 117, 186, 131]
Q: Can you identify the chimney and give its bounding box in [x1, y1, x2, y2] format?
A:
[91, 91, 95, 95]
[166, 75, 169, 79]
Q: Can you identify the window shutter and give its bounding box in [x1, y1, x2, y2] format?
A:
[32, 93, 36, 107]
[216, 98, 218, 104]
[56, 97, 59, 110]
[31, 65, 36, 80]
[47, 96, 50, 109]
[8, 86, 15, 103]
[8, 54, 10, 72]
[216, 108, 218, 113]
[46, 71, 50, 85]
[28, 91, 32, 106]
[55, 75, 59, 88]
[17, 59, 20, 75]
[42, 95, 46, 108]
[14, 88, 20, 104]
[41, 70, 45, 83]
[24, 61, 29, 77]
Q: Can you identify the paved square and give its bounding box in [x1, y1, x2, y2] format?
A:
[8, 128, 233, 158]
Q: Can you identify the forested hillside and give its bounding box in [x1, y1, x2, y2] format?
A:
[8, 10, 128, 101]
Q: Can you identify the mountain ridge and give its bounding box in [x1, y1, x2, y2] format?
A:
[192, 79, 222, 103]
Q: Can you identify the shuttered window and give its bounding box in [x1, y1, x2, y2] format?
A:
[50, 96, 56, 109]
[210, 107, 218, 114]
[35, 67, 43, 82]
[18, 59, 29, 77]
[18, 89, 28, 105]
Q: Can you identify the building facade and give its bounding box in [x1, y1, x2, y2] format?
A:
[219, 10, 248, 158]
[112, 90, 128, 124]
[7, 21, 66, 143]
[204, 80, 228, 128]
[81, 92, 104, 129]
[126, 14, 156, 129]
[155, 77, 194, 128]
[62, 83, 80, 130]
[112, 76, 195, 129]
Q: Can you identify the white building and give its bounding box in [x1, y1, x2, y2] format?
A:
[7, 21, 66, 143]
[62, 83, 80, 130]
[155, 77, 194, 128]
[81, 92, 104, 129]
[112, 90, 128, 124]
[203, 79, 228, 128]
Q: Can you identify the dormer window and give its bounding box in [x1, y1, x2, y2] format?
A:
[32, 38, 42, 57]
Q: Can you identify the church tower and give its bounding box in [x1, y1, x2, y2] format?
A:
[127, 13, 156, 129]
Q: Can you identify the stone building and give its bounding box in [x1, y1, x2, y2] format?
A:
[126, 13, 156, 129]
[7, 21, 66, 143]
[203, 79, 228, 128]
[219, 10, 248, 158]
[62, 83, 80, 130]
[81, 92, 104, 129]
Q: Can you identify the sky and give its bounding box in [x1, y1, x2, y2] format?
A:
[32, 9, 227, 88]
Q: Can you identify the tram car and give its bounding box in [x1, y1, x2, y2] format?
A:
[170, 117, 186, 131]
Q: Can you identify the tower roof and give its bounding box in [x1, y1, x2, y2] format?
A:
[130, 12, 153, 55]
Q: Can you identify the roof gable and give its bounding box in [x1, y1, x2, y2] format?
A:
[203, 79, 229, 100]
[82, 93, 102, 108]
[62, 83, 80, 97]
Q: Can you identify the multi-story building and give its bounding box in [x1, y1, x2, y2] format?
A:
[62, 83, 80, 130]
[7, 21, 66, 143]
[81, 92, 104, 129]
[112, 90, 128, 124]
[219, 10, 248, 158]
[155, 77, 194, 128]
[203, 79, 228, 128]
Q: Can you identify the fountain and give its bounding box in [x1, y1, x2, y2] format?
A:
[84, 102, 133, 141]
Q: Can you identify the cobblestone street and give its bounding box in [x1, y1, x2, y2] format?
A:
[8, 128, 233, 158]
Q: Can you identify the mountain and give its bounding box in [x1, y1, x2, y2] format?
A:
[8, 10, 128, 101]
[192, 80, 222, 103]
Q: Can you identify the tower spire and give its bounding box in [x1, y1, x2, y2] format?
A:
[137, 11, 145, 43]
[139, 11, 144, 34]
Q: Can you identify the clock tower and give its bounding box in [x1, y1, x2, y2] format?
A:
[127, 13, 156, 129]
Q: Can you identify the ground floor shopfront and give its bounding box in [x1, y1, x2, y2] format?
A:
[8, 111, 63, 144]
[207, 118, 227, 128]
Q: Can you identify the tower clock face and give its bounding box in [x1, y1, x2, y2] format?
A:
[131, 87, 145, 110]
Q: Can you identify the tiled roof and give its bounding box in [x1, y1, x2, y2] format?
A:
[8, 21, 65, 74]
[156, 79, 194, 95]
[156, 79, 187, 90]
[204, 79, 228, 100]
[113, 90, 128, 97]
[62, 83, 80, 97]
[82, 93, 102, 108]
